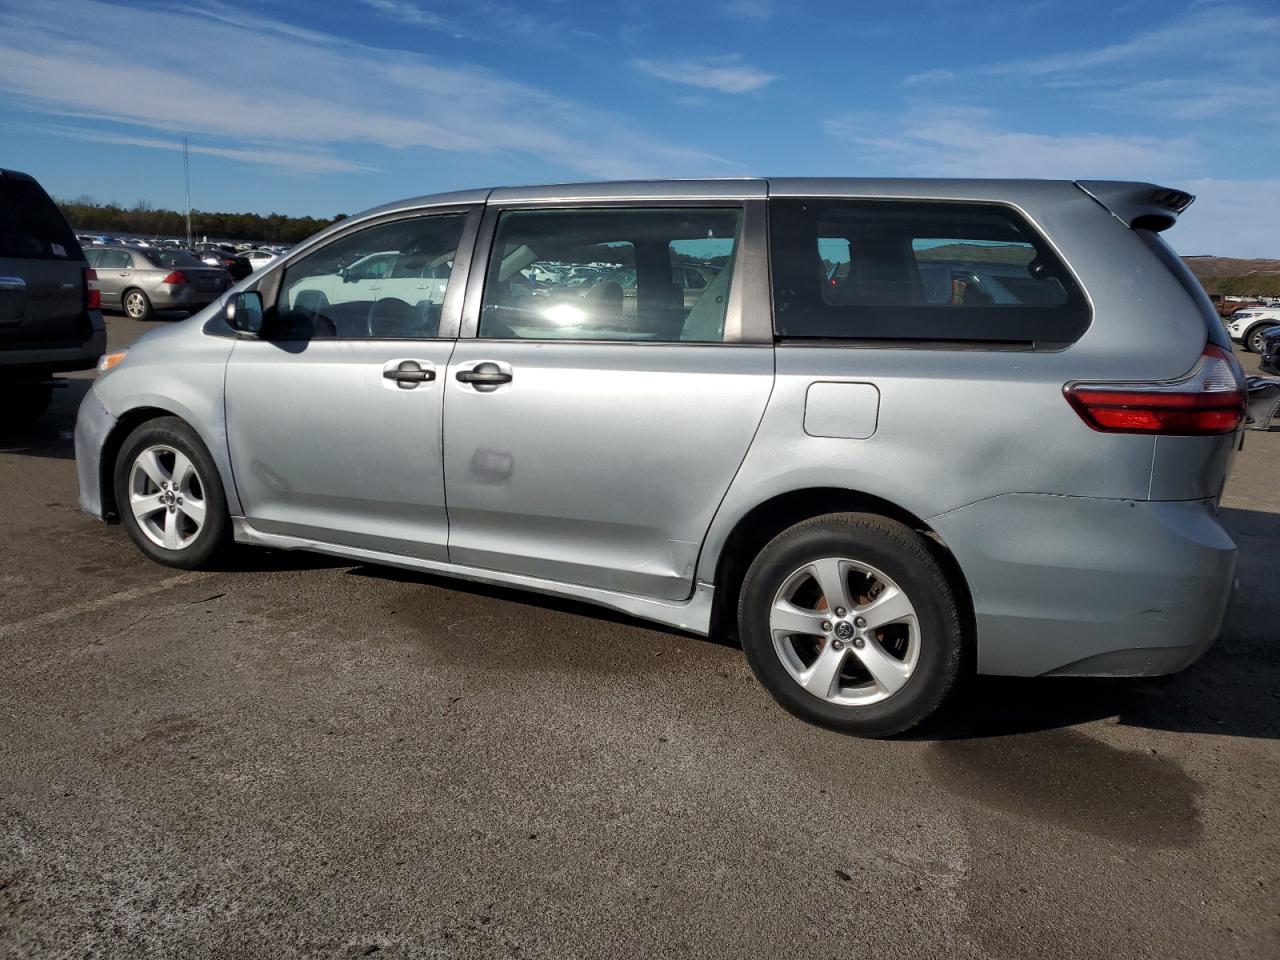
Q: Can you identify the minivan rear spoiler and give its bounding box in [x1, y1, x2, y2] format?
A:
[1074, 180, 1194, 232]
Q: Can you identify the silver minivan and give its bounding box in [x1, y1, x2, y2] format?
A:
[74, 179, 1245, 736]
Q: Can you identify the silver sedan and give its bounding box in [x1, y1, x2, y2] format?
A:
[84, 246, 230, 320]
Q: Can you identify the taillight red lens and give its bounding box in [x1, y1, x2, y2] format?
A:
[161, 270, 188, 285]
[83, 266, 101, 310]
[1064, 344, 1246, 436]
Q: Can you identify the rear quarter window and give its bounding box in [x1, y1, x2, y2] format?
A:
[0, 176, 81, 260]
[770, 198, 1091, 348]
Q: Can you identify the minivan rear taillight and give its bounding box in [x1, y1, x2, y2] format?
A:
[84, 266, 101, 310]
[161, 270, 189, 285]
[1064, 344, 1246, 435]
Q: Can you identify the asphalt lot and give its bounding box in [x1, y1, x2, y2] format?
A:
[2, 313, 1278, 959]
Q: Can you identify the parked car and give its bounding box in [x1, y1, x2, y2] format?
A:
[1259, 324, 1280, 377]
[76, 178, 1245, 737]
[242, 249, 278, 272]
[1226, 306, 1280, 352]
[83, 245, 230, 320]
[1, 168, 105, 424]
[193, 243, 252, 281]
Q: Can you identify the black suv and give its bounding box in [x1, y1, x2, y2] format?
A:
[0, 169, 105, 424]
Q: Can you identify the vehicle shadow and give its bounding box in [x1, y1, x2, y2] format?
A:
[346, 564, 726, 644]
[210, 547, 349, 573]
[918, 505, 1280, 742]
[0, 378, 91, 461]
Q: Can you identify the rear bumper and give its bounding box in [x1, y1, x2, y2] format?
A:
[151, 285, 222, 311]
[75, 386, 116, 521]
[0, 312, 106, 376]
[930, 494, 1237, 677]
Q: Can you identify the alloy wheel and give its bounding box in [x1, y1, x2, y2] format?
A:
[127, 444, 207, 550]
[769, 557, 920, 706]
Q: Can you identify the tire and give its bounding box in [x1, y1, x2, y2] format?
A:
[738, 513, 964, 738]
[0, 381, 53, 426]
[1246, 324, 1269, 354]
[122, 288, 153, 321]
[113, 417, 229, 569]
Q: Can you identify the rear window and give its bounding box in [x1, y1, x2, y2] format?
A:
[0, 175, 81, 260]
[770, 198, 1090, 347]
[142, 249, 204, 269]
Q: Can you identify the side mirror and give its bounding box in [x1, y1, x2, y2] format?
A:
[224, 290, 264, 336]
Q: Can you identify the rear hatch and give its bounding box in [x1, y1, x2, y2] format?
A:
[1074, 181, 1245, 503]
[0, 170, 88, 349]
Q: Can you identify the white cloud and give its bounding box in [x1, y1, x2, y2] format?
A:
[0, 0, 722, 180]
[33, 125, 373, 175]
[631, 56, 776, 94]
[720, 0, 773, 22]
[824, 106, 1198, 180]
[987, 4, 1280, 79]
[361, 0, 462, 34]
[910, 4, 1280, 129]
[903, 68, 954, 86]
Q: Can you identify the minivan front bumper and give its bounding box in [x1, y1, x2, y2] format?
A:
[75, 386, 116, 521]
[930, 494, 1236, 677]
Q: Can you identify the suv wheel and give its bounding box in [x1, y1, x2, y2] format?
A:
[114, 417, 228, 569]
[738, 513, 964, 737]
[123, 288, 153, 321]
[1247, 324, 1271, 353]
[0, 381, 53, 426]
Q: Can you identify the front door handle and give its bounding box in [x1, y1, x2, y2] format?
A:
[456, 363, 513, 390]
[383, 359, 436, 389]
[0, 276, 26, 292]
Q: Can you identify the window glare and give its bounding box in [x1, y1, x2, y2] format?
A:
[479, 207, 742, 343]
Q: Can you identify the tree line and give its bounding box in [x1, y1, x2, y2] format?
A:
[55, 196, 347, 245]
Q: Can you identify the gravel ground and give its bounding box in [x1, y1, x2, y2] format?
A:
[1, 314, 1277, 959]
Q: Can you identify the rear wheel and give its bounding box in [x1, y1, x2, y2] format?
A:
[113, 417, 228, 568]
[0, 381, 52, 427]
[123, 288, 152, 320]
[738, 513, 964, 737]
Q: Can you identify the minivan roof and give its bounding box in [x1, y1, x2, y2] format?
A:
[360, 175, 1183, 214]
[290, 176, 1198, 258]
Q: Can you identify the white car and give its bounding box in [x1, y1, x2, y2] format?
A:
[1226, 307, 1280, 352]
[243, 249, 279, 272]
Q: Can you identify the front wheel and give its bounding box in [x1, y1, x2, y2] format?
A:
[738, 513, 964, 737]
[113, 417, 229, 568]
[1247, 325, 1271, 354]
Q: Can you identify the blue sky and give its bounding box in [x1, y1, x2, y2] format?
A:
[1, 0, 1277, 255]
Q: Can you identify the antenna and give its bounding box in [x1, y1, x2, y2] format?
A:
[183, 135, 192, 247]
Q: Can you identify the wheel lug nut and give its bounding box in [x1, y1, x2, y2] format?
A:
[853, 637, 865, 648]
[831, 639, 844, 651]
[834, 607, 847, 618]
[821, 620, 832, 632]
[854, 616, 867, 628]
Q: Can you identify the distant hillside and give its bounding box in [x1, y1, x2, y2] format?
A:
[1181, 256, 1280, 297]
